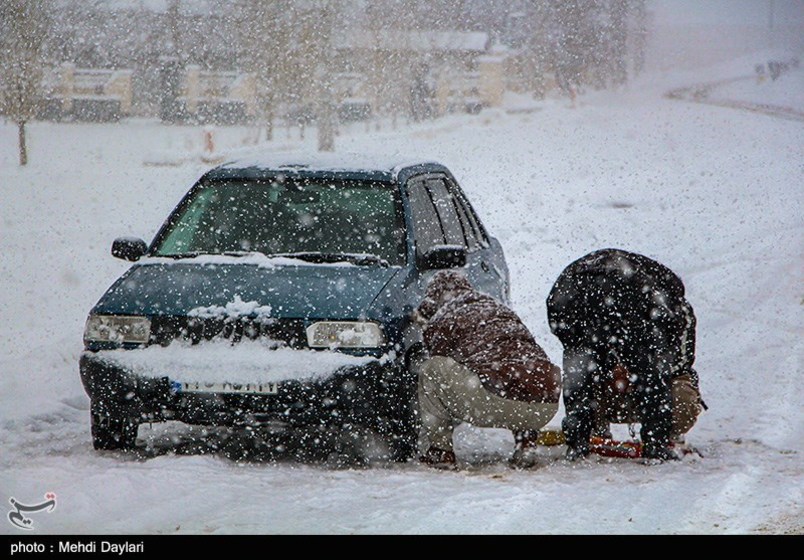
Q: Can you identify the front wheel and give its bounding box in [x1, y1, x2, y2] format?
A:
[385, 349, 424, 462]
[91, 404, 138, 451]
[385, 424, 418, 462]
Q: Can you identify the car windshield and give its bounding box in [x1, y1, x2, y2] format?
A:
[152, 177, 406, 266]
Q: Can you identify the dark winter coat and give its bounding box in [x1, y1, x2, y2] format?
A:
[547, 248, 697, 379]
[546, 248, 699, 454]
[418, 271, 561, 404]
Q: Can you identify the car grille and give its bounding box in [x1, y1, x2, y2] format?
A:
[149, 316, 308, 349]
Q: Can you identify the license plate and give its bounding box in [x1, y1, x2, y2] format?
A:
[172, 381, 279, 395]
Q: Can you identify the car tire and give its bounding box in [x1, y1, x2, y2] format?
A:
[386, 424, 418, 462]
[384, 348, 424, 462]
[91, 404, 138, 451]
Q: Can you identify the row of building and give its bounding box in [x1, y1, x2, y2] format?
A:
[36, 30, 519, 125]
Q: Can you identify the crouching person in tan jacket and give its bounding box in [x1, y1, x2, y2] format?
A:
[415, 270, 561, 468]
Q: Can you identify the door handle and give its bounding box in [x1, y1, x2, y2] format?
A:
[481, 261, 490, 273]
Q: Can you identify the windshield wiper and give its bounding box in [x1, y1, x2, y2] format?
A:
[272, 252, 390, 267]
[154, 251, 264, 259]
[154, 251, 202, 259]
[154, 251, 390, 267]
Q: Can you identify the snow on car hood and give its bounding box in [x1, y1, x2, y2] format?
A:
[92, 260, 400, 319]
[89, 340, 386, 385]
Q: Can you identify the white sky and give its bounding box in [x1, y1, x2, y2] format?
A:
[95, 0, 804, 28]
[649, 0, 804, 26]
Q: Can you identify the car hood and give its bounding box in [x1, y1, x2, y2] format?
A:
[92, 260, 400, 320]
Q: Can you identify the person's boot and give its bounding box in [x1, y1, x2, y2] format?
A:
[565, 445, 590, 462]
[638, 376, 678, 462]
[642, 442, 680, 462]
[562, 414, 591, 461]
[419, 445, 456, 469]
[511, 430, 544, 469]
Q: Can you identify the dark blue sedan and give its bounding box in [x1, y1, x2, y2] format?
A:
[80, 153, 510, 460]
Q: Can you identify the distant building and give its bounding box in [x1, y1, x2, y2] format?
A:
[40, 1, 514, 123]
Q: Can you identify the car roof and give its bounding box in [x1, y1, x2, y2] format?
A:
[205, 152, 449, 183]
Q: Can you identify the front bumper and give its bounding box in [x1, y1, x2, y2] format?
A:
[79, 350, 415, 431]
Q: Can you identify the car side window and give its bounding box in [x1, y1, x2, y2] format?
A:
[452, 188, 489, 246]
[446, 186, 479, 250]
[407, 179, 446, 256]
[425, 178, 465, 247]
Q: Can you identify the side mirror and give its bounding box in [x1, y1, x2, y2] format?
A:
[417, 245, 467, 270]
[111, 237, 148, 262]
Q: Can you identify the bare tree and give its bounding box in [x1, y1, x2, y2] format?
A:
[310, 0, 337, 152]
[632, 0, 647, 76]
[166, 0, 184, 63]
[362, 1, 431, 126]
[362, 4, 398, 128]
[548, 0, 590, 100]
[237, 0, 279, 141]
[236, 1, 339, 147]
[523, 0, 647, 100]
[523, 2, 553, 98]
[609, 0, 629, 86]
[0, 0, 51, 166]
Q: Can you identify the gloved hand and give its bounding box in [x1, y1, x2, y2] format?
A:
[410, 309, 427, 326]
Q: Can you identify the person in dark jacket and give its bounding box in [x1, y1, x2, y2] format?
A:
[546, 248, 705, 461]
[415, 270, 561, 467]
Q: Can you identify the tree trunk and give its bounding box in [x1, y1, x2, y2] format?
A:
[265, 98, 274, 142]
[18, 121, 28, 166]
[610, 0, 629, 87]
[633, 0, 647, 76]
[317, 101, 336, 152]
[315, 1, 335, 152]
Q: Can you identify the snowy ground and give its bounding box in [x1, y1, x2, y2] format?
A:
[1, 54, 802, 534]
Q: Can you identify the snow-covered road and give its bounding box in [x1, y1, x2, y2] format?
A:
[1, 56, 802, 534]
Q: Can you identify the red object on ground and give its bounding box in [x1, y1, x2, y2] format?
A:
[588, 437, 697, 459]
[589, 437, 644, 458]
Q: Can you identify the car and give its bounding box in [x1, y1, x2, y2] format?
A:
[80, 153, 510, 460]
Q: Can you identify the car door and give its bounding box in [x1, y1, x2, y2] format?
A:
[407, 174, 508, 302]
[425, 176, 508, 302]
[456, 183, 509, 303]
[406, 175, 448, 262]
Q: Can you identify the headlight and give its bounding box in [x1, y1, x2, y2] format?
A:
[84, 315, 151, 344]
[306, 321, 385, 349]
